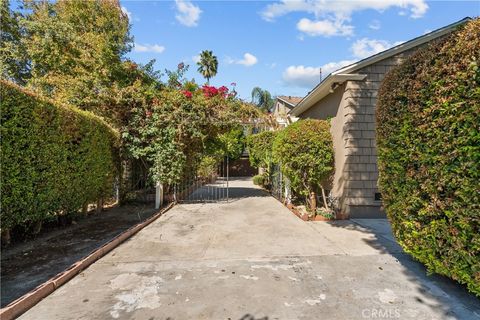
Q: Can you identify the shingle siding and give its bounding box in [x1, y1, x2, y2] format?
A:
[296, 46, 422, 217]
[338, 48, 419, 217]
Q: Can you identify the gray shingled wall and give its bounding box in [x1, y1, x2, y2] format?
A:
[341, 52, 415, 217]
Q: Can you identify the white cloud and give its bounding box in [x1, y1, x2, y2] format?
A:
[297, 18, 353, 37]
[282, 60, 355, 88]
[175, 0, 202, 27]
[262, 0, 428, 21]
[369, 19, 381, 30]
[351, 38, 404, 59]
[226, 53, 258, 67]
[262, 0, 428, 37]
[320, 60, 357, 75]
[192, 54, 201, 63]
[121, 6, 132, 20]
[134, 43, 165, 53]
[282, 36, 407, 88]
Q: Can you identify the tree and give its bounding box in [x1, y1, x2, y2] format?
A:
[251, 87, 274, 112]
[0, 0, 29, 84]
[273, 119, 334, 212]
[15, 0, 132, 122]
[197, 50, 218, 84]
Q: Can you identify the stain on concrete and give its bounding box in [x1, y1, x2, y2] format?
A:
[378, 288, 397, 304]
[250, 260, 312, 272]
[16, 178, 480, 320]
[304, 294, 326, 306]
[108, 274, 164, 318]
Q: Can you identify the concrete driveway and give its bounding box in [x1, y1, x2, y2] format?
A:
[20, 178, 479, 320]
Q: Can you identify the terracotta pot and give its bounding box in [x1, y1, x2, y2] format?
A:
[300, 214, 309, 221]
[313, 215, 333, 221]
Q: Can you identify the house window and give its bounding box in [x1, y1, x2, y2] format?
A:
[374, 192, 382, 201]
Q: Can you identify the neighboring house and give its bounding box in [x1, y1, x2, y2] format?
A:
[273, 96, 302, 127]
[288, 17, 470, 218]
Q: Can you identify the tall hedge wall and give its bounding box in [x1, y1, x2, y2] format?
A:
[1, 81, 119, 232]
[376, 19, 480, 295]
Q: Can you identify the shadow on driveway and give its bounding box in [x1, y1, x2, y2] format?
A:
[324, 218, 480, 318]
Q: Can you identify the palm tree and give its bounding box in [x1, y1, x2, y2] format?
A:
[251, 87, 274, 112]
[197, 50, 218, 84]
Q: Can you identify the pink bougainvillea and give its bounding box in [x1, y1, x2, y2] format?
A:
[201, 85, 231, 98]
[218, 86, 228, 97]
[202, 85, 219, 97]
[182, 90, 193, 98]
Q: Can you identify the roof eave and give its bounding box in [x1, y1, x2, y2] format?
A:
[332, 17, 470, 76]
[289, 74, 366, 116]
[290, 17, 470, 117]
[277, 97, 296, 107]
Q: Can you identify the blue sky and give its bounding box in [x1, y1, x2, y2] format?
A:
[121, 0, 479, 100]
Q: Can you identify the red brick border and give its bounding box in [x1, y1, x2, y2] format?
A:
[0, 203, 175, 320]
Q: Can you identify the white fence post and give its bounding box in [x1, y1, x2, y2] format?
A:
[155, 181, 163, 209]
[284, 177, 292, 205]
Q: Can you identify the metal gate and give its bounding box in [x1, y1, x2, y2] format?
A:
[174, 157, 230, 203]
[270, 163, 284, 203]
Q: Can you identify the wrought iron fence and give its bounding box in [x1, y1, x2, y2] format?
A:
[173, 157, 230, 204]
[270, 163, 284, 203]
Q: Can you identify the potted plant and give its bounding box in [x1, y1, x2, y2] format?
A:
[314, 207, 335, 221]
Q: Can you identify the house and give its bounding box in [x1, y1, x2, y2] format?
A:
[288, 17, 470, 218]
[272, 96, 302, 127]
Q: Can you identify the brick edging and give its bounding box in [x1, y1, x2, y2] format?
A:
[0, 203, 175, 320]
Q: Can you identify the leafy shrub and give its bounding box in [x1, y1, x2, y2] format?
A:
[252, 174, 265, 187]
[0, 81, 119, 235]
[376, 19, 480, 295]
[206, 125, 245, 161]
[123, 84, 260, 185]
[197, 155, 217, 178]
[272, 119, 334, 211]
[246, 130, 276, 169]
[246, 130, 276, 187]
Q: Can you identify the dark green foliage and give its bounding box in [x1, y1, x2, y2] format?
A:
[216, 126, 245, 161]
[246, 130, 276, 187]
[246, 130, 276, 169]
[0, 81, 119, 230]
[376, 19, 480, 295]
[272, 119, 334, 211]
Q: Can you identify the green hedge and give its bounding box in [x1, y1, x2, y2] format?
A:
[376, 19, 480, 295]
[1, 81, 119, 232]
[273, 119, 334, 211]
[252, 174, 265, 187]
[246, 130, 276, 169]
